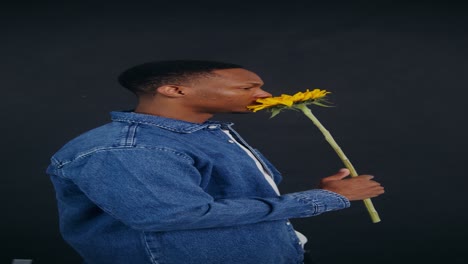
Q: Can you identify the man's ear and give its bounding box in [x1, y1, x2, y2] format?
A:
[156, 85, 187, 97]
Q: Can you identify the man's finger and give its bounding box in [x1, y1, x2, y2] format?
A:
[358, 175, 375, 180]
[321, 168, 350, 182]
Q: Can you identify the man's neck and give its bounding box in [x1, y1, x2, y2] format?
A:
[134, 104, 213, 124]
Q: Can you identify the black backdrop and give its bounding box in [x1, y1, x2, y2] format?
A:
[2, 1, 467, 264]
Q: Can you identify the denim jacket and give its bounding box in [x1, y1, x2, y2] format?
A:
[47, 111, 350, 264]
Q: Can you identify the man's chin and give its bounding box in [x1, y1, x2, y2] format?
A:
[218, 109, 253, 115]
[229, 111, 253, 115]
[230, 108, 255, 114]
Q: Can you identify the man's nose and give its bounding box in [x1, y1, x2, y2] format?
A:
[255, 89, 272, 98]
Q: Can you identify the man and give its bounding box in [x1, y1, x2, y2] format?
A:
[47, 60, 384, 264]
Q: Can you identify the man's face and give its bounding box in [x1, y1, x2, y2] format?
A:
[183, 68, 272, 114]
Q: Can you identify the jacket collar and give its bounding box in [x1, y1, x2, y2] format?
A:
[110, 111, 234, 133]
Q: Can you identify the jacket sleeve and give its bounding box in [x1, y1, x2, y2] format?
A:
[54, 146, 350, 232]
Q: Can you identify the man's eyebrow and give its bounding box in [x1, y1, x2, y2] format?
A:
[246, 82, 264, 85]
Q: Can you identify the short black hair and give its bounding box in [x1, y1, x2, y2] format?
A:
[118, 60, 243, 94]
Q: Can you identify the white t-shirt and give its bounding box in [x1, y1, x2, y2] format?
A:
[221, 130, 308, 248]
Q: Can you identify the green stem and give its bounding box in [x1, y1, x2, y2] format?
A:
[296, 104, 381, 223]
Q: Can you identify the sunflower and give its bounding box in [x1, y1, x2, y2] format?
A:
[248, 88, 381, 223]
[247, 89, 332, 117]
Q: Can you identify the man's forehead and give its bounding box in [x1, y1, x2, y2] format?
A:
[211, 68, 263, 84]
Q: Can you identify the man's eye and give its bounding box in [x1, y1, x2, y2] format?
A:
[242, 87, 253, 90]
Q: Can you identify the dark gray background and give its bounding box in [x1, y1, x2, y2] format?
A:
[2, 1, 467, 263]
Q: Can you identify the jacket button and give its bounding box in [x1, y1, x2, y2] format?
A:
[228, 140, 234, 143]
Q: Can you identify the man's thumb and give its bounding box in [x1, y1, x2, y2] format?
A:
[322, 168, 350, 182]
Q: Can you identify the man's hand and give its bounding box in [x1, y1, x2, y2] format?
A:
[319, 168, 385, 201]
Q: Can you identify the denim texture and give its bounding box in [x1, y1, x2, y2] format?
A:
[47, 111, 350, 264]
